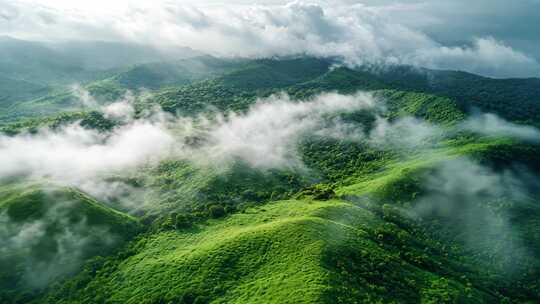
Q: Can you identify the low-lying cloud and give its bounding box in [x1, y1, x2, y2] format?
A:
[0, 120, 177, 181]
[461, 113, 540, 142]
[0, 199, 118, 289]
[411, 157, 537, 274]
[0, 91, 378, 203]
[198, 92, 376, 169]
[3, 88, 540, 205]
[368, 116, 443, 150]
[409, 37, 540, 78]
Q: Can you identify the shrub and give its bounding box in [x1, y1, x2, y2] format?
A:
[296, 184, 336, 200]
[224, 204, 237, 214]
[208, 205, 225, 218]
[175, 214, 192, 229]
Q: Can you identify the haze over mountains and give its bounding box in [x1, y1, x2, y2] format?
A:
[1, 1, 540, 304]
[0, 36, 200, 83]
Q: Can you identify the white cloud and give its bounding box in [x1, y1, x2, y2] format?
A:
[411, 37, 540, 78]
[368, 116, 443, 150]
[0, 112, 177, 183]
[1, 0, 539, 77]
[102, 93, 136, 121]
[198, 92, 376, 169]
[0, 90, 377, 202]
[461, 113, 540, 142]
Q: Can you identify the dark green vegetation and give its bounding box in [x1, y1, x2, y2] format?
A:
[0, 183, 141, 303]
[1, 56, 540, 303]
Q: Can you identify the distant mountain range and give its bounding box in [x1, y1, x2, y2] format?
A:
[0, 36, 201, 85]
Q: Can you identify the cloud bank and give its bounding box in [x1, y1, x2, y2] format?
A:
[199, 92, 376, 169]
[3, 88, 540, 203]
[0, 119, 177, 182]
[1, 0, 539, 78]
[0, 91, 378, 202]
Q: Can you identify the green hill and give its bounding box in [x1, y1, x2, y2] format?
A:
[0, 76, 49, 107]
[320, 66, 540, 125]
[32, 130, 540, 303]
[0, 183, 141, 303]
[39, 199, 498, 303]
[1, 56, 540, 303]
[5, 56, 540, 126]
[0, 56, 244, 123]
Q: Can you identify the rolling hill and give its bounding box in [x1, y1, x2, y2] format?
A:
[0, 56, 539, 303]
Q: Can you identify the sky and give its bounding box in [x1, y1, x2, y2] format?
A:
[1, 0, 540, 78]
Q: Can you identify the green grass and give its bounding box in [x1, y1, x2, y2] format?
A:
[40, 199, 498, 304]
[335, 138, 519, 197]
[0, 183, 138, 227]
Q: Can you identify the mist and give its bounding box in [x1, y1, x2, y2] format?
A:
[0, 118, 177, 181]
[3, 86, 538, 207]
[368, 116, 443, 151]
[0, 90, 379, 205]
[197, 92, 377, 169]
[461, 113, 540, 142]
[0, 198, 119, 289]
[411, 157, 538, 274]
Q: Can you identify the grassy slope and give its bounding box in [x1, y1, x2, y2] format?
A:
[335, 138, 540, 301]
[39, 138, 540, 304]
[0, 183, 139, 228]
[41, 198, 494, 304]
[335, 139, 508, 197]
[0, 183, 141, 303]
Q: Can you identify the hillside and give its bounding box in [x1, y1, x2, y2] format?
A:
[37, 138, 540, 303]
[0, 56, 246, 123]
[4, 56, 539, 125]
[0, 57, 539, 303]
[0, 76, 49, 107]
[40, 199, 499, 303]
[0, 183, 141, 303]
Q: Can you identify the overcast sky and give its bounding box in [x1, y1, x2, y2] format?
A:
[1, 0, 540, 78]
